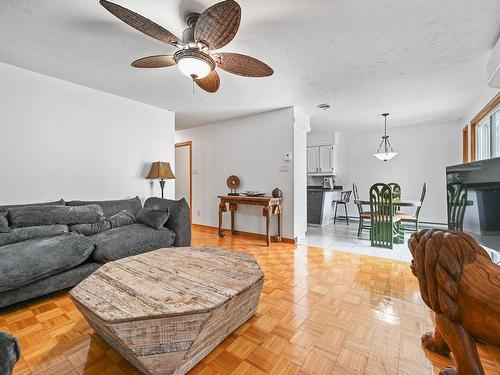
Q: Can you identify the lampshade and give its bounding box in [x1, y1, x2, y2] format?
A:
[178, 57, 212, 79]
[146, 162, 175, 180]
[373, 152, 398, 161]
[174, 49, 215, 80]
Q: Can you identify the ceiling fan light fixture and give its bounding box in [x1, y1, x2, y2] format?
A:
[174, 49, 215, 79]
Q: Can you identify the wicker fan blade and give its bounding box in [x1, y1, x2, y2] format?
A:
[131, 55, 176, 68]
[195, 70, 220, 93]
[195, 1, 241, 50]
[215, 53, 273, 77]
[100, 0, 182, 47]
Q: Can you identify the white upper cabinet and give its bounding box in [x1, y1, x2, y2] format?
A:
[307, 147, 319, 173]
[319, 145, 334, 172]
[307, 145, 335, 174]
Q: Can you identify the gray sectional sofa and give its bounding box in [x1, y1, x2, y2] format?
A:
[0, 197, 191, 309]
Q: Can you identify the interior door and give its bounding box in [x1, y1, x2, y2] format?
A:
[307, 147, 319, 173]
[319, 146, 334, 172]
[175, 142, 192, 215]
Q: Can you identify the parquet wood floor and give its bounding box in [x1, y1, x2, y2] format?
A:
[2, 226, 500, 375]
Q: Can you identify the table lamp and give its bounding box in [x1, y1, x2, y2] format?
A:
[146, 161, 175, 199]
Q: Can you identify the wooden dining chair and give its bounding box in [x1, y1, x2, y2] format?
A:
[369, 183, 403, 249]
[447, 182, 468, 231]
[399, 182, 426, 233]
[353, 183, 370, 237]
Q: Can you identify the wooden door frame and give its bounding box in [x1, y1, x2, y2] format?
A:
[462, 125, 469, 163]
[175, 141, 192, 218]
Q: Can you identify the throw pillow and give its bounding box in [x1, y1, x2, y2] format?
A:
[8, 204, 105, 228]
[69, 221, 111, 236]
[0, 225, 68, 247]
[0, 212, 10, 233]
[108, 210, 136, 229]
[136, 207, 170, 230]
[69, 210, 136, 236]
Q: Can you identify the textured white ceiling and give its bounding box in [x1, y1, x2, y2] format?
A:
[1, 0, 499, 131]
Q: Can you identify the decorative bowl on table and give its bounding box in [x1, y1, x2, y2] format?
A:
[241, 190, 265, 197]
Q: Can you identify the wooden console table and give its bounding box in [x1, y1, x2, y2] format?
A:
[218, 195, 282, 246]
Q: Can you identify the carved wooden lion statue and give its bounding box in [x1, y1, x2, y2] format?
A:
[409, 229, 500, 375]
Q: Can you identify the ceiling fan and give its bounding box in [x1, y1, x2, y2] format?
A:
[99, 0, 274, 93]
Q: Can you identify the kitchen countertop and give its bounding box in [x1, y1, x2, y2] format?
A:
[307, 186, 343, 192]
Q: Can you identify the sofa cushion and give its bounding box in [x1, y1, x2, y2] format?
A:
[69, 221, 110, 237]
[0, 199, 65, 219]
[66, 197, 142, 217]
[0, 262, 101, 309]
[0, 212, 10, 233]
[0, 233, 94, 293]
[70, 210, 136, 236]
[91, 223, 175, 263]
[0, 225, 68, 247]
[136, 207, 170, 230]
[8, 204, 104, 228]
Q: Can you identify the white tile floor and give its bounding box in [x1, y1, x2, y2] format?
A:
[297, 220, 440, 262]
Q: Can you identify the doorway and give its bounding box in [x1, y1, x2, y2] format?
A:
[175, 141, 192, 217]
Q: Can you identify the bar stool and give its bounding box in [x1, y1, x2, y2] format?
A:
[333, 190, 352, 225]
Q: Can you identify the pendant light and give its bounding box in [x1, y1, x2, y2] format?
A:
[373, 113, 398, 161]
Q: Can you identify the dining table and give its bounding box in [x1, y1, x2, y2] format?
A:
[354, 198, 422, 207]
[354, 197, 422, 245]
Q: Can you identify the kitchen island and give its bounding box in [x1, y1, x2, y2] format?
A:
[307, 186, 342, 226]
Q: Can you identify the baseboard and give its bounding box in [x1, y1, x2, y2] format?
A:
[192, 224, 296, 244]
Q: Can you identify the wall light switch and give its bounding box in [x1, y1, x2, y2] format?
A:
[192, 169, 198, 175]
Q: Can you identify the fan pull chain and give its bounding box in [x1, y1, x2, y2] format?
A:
[191, 75, 196, 94]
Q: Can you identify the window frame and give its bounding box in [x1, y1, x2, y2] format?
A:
[462, 125, 468, 162]
[470, 93, 500, 162]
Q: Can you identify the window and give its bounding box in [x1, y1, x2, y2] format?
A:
[476, 117, 491, 160]
[470, 93, 500, 162]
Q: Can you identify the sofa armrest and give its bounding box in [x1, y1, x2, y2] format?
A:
[144, 197, 191, 247]
[0, 331, 20, 375]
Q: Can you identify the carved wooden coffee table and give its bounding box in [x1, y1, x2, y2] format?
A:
[70, 247, 264, 375]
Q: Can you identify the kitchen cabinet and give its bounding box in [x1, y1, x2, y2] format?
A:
[307, 145, 335, 174]
[307, 188, 341, 226]
[307, 147, 319, 173]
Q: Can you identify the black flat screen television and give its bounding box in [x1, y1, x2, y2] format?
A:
[447, 157, 500, 263]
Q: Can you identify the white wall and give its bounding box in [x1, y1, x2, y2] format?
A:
[0, 62, 175, 204]
[335, 120, 463, 224]
[293, 108, 310, 240]
[175, 145, 190, 204]
[176, 108, 305, 239]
